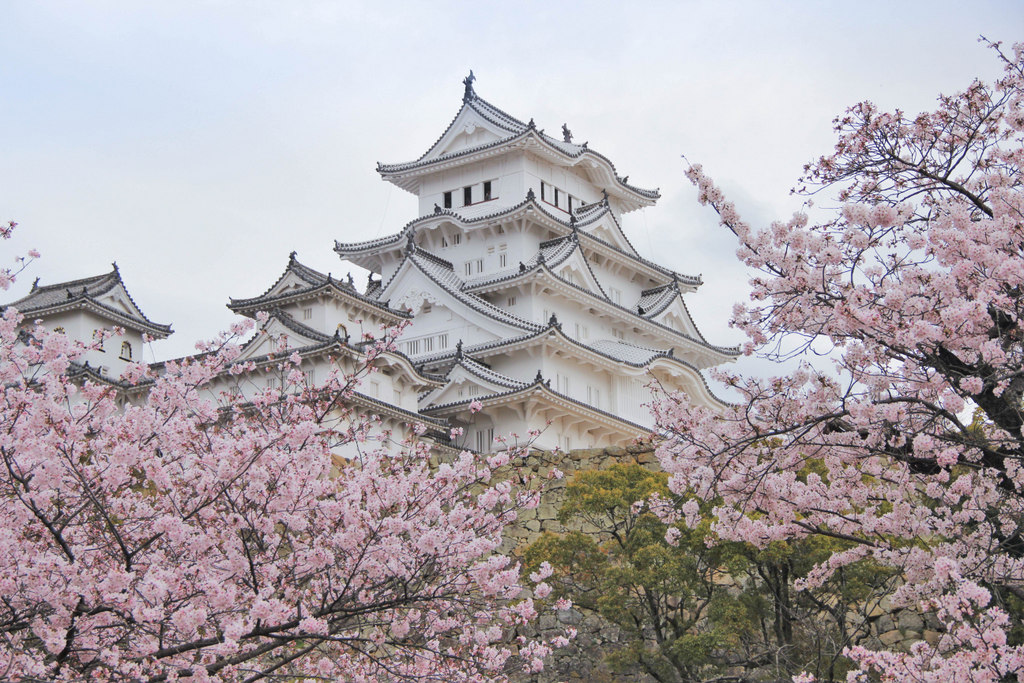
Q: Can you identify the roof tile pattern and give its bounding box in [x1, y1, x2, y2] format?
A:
[8, 266, 172, 337]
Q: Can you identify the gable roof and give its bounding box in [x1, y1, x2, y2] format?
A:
[422, 371, 655, 435]
[7, 265, 172, 337]
[335, 192, 702, 289]
[373, 244, 544, 335]
[228, 252, 408, 322]
[376, 79, 659, 213]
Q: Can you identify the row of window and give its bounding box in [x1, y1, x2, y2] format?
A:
[404, 333, 450, 356]
[463, 243, 509, 275]
[443, 180, 496, 209]
[539, 181, 586, 214]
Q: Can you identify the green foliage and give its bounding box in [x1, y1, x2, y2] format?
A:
[524, 462, 896, 682]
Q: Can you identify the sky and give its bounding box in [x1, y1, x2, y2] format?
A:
[3, 1, 1022, 383]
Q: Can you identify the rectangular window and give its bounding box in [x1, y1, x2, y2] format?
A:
[568, 196, 574, 213]
[553, 188, 560, 207]
[487, 245, 495, 254]
[463, 186, 472, 206]
[394, 389, 402, 404]
[266, 377, 278, 389]
[442, 236, 449, 248]
[499, 253, 507, 268]
[612, 327, 625, 340]
[407, 339, 420, 355]
[499, 242, 507, 251]
[438, 333, 449, 349]
[370, 381, 380, 398]
[609, 287, 622, 304]
[476, 428, 494, 453]
[557, 374, 570, 395]
[588, 385, 600, 407]
[465, 262, 473, 276]
[443, 191, 452, 208]
[483, 181, 492, 201]
[303, 369, 315, 385]
[303, 307, 313, 320]
[507, 296, 517, 307]
[475, 258, 484, 273]
[575, 323, 589, 339]
[563, 435, 572, 452]
[453, 233, 462, 245]
[424, 337, 433, 352]
[540, 181, 546, 201]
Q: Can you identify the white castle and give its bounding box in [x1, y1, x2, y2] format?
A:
[8, 75, 736, 454]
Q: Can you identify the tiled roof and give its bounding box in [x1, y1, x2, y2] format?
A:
[377, 89, 659, 203]
[374, 247, 543, 333]
[229, 253, 408, 319]
[7, 265, 172, 337]
[336, 194, 702, 288]
[418, 324, 728, 411]
[459, 254, 737, 359]
[637, 282, 678, 316]
[451, 355, 527, 390]
[423, 373, 654, 434]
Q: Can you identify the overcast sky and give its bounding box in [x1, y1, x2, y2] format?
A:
[3, 1, 1022, 381]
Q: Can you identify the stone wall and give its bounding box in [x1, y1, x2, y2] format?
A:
[506, 443, 660, 682]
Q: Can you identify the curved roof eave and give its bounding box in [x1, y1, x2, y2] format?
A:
[378, 128, 659, 209]
[463, 263, 738, 361]
[376, 248, 543, 334]
[335, 196, 701, 288]
[228, 281, 409, 321]
[423, 377, 654, 434]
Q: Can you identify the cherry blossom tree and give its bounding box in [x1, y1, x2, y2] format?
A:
[0, 227, 562, 681]
[655, 40, 1024, 681]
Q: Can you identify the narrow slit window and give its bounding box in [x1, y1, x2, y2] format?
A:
[119, 341, 132, 361]
[443, 191, 452, 209]
[483, 181, 492, 201]
[463, 186, 472, 206]
[540, 182, 546, 201]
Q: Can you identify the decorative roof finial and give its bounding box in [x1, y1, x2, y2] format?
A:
[569, 214, 578, 230]
[534, 369, 543, 383]
[622, 176, 629, 184]
[536, 250, 545, 264]
[405, 229, 416, 254]
[561, 123, 573, 143]
[31, 277, 39, 291]
[111, 261, 119, 273]
[601, 188, 609, 203]
[548, 312, 559, 327]
[289, 251, 297, 261]
[434, 203, 442, 214]
[462, 70, 476, 103]
[526, 187, 535, 201]
[527, 117, 536, 129]
[347, 272, 355, 287]
[455, 339, 463, 360]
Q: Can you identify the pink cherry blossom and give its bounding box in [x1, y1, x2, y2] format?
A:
[658, 40, 1024, 682]
[0, 224, 570, 681]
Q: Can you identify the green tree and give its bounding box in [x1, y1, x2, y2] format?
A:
[524, 463, 896, 682]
